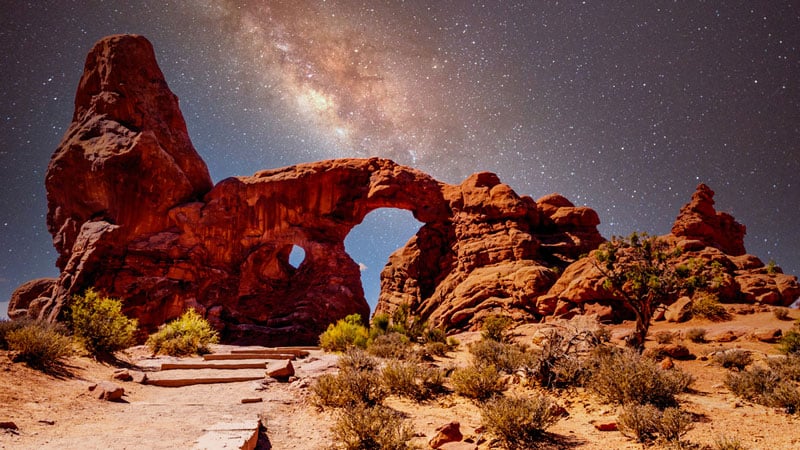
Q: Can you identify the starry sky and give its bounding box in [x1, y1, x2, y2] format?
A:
[1, 1, 799, 318]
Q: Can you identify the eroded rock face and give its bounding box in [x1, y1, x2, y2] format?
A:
[375, 174, 604, 331]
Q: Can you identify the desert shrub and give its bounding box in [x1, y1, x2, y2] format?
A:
[714, 435, 748, 450]
[774, 307, 791, 321]
[777, 326, 800, 355]
[69, 289, 138, 356]
[332, 404, 415, 450]
[768, 354, 800, 381]
[588, 347, 693, 408]
[618, 403, 660, 443]
[320, 314, 369, 352]
[338, 348, 379, 372]
[713, 349, 752, 371]
[451, 364, 506, 400]
[425, 341, 450, 357]
[424, 327, 447, 344]
[481, 394, 561, 450]
[470, 339, 532, 374]
[0, 318, 30, 349]
[690, 292, 729, 321]
[653, 331, 674, 344]
[146, 308, 219, 356]
[381, 358, 445, 402]
[371, 313, 391, 335]
[387, 303, 427, 341]
[312, 367, 386, 408]
[367, 332, 412, 359]
[765, 383, 800, 413]
[684, 327, 707, 343]
[481, 314, 512, 342]
[528, 328, 601, 389]
[724, 366, 778, 404]
[656, 407, 694, 443]
[6, 322, 73, 372]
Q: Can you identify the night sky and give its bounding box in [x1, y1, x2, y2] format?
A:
[2, 1, 799, 318]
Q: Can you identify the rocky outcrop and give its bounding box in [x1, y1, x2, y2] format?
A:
[544, 184, 800, 320]
[671, 183, 746, 256]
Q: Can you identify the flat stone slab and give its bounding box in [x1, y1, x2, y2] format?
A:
[204, 353, 296, 361]
[160, 360, 269, 370]
[194, 420, 260, 450]
[145, 369, 265, 387]
[230, 347, 311, 357]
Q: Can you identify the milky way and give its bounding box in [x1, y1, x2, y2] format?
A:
[1, 1, 799, 316]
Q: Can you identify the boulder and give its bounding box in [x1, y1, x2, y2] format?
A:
[670, 183, 746, 256]
[665, 297, 693, 323]
[266, 360, 294, 380]
[90, 381, 125, 402]
[753, 328, 782, 343]
[429, 421, 463, 448]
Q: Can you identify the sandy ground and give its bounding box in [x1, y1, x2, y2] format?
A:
[2, 307, 800, 449]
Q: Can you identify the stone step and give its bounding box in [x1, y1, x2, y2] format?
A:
[194, 419, 261, 450]
[145, 369, 265, 387]
[204, 353, 295, 361]
[229, 347, 311, 357]
[160, 360, 268, 370]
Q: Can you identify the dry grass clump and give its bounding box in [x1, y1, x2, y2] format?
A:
[481, 314, 512, 342]
[451, 364, 506, 400]
[0, 318, 30, 349]
[618, 404, 692, 444]
[5, 321, 73, 373]
[381, 358, 445, 402]
[724, 364, 800, 413]
[713, 349, 752, 370]
[367, 332, 412, 359]
[312, 350, 386, 408]
[653, 331, 675, 344]
[773, 307, 791, 321]
[588, 347, 693, 408]
[684, 327, 707, 343]
[469, 339, 532, 374]
[480, 394, 561, 450]
[714, 435, 749, 450]
[332, 404, 415, 450]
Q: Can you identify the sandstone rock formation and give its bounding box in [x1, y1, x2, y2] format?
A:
[10, 35, 798, 343]
[542, 184, 800, 320]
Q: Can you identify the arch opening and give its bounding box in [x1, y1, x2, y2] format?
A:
[288, 244, 306, 269]
[344, 208, 423, 314]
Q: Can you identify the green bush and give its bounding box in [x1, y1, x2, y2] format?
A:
[777, 326, 800, 355]
[381, 358, 445, 402]
[588, 347, 693, 408]
[69, 289, 138, 356]
[481, 394, 561, 450]
[6, 322, 73, 372]
[451, 364, 506, 400]
[320, 314, 369, 352]
[332, 404, 415, 450]
[481, 314, 512, 342]
[146, 308, 219, 356]
[690, 292, 729, 321]
[713, 349, 752, 371]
